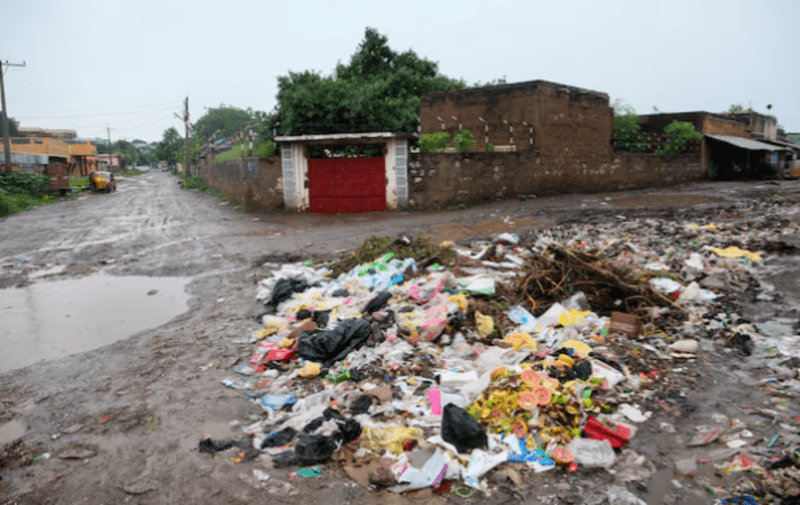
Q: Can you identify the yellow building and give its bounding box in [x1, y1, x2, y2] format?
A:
[1, 137, 97, 175]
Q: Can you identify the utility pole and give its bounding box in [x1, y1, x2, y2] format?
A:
[174, 97, 189, 177]
[1, 59, 26, 174]
[106, 125, 113, 168]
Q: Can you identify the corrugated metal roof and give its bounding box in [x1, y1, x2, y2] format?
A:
[0, 152, 49, 164]
[706, 135, 788, 152]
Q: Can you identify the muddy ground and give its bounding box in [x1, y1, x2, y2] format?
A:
[0, 170, 799, 504]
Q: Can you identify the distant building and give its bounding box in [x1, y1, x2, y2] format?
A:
[0, 136, 96, 175]
[17, 127, 78, 140]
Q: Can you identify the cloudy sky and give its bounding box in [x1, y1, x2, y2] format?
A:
[2, 0, 798, 143]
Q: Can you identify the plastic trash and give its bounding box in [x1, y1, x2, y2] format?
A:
[390, 448, 448, 493]
[562, 291, 590, 311]
[669, 339, 699, 353]
[649, 277, 683, 294]
[261, 394, 297, 410]
[591, 359, 626, 387]
[296, 318, 372, 367]
[537, 302, 567, 328]
[261, 427, 297, 448]
[463, 449, 509, 479]
[711, 246, 762, 262]
[198, 437, 237, 453]
[583, 416, 631, 448]
[441, 404, 488, 454]
[505, 305, 537, 331]
[297, 362, 322, 377]
[457, 275, 495, 295]
[360, 425, 425, 455]
[496, 233, 520, 245]
[677, 281, 717, 304]
[364, 291, 392, 314]
[567, 438, 616, 468]
[475, 311, 494, 338]
[272, 278, 315, 305]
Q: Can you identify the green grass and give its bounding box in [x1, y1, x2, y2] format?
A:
[214, 140, 275, 162]
[70, 177, 90, 187]
[121, 169, 143, 176]
[0, 191, 56, 217]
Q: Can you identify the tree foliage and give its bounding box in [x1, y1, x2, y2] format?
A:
[192, 105, 257, 142]
[656, 121, 701, 155]
[276, 27, 465, 135]
[2, 116, 19, 136]
[612, 99, 646, 153]
[155, 127, 184, 165]
[728, 104, 745, 114]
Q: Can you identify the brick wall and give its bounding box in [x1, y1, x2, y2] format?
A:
[407, 151, 703, 209]
[419, 80, 613, 160]
[196, 156, 283, 212]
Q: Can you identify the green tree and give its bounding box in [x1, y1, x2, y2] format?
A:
[275, 27, 465, 135]
[728, 104, 745, 114]
[2, 116, 19, 136]
[192, 105, 257, 141]
[155, 127, 183, 164]
[612, 99, 646, 152]
[656, 121, 701, 155]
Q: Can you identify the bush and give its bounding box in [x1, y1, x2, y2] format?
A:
[454, 130, 476, 152]
[657, 121, 701, 155]
[182, 175, 208, 192]
[253, 140, 276, 157]
[0, 172, 48, 197]
[613, 102, 646, 153]
[486, 143, 494, 152]
[418, 132, 451, 153]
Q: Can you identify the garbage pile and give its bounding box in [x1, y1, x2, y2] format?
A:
[210, 206, 800, 501]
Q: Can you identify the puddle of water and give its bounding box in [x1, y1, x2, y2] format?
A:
[0, 275, 189, 372]
[0, 419, 26, 445]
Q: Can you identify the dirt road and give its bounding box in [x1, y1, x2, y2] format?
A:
[1, 171, 799, 504]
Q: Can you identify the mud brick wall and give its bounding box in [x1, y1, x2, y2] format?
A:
[198, 156, 283, 212]
[420, 80, 613, 157]
[407, 151, 703, 209]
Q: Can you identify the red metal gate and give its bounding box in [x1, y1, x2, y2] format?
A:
[308, 157, 386, 213]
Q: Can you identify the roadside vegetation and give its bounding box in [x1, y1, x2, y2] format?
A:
[121, 169, 144, 176]
[0, 173, 55, 217]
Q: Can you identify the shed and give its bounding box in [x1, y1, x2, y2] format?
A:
[706, 134, 790, 178]
[274, 132, 411, 213]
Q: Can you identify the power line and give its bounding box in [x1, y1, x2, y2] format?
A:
[16, 104, 177, 119]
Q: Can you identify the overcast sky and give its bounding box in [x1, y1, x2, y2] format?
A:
[2, 0, 798, 144]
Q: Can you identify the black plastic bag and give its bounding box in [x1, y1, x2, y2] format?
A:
[351, 395, 372, 415]
[332, 288, 349, 297]
[261, 427, 297, 448]
[198, 437, 236, 453]
[364, 291, 392, 315]
[297, 319, 372, 367]
[272, 278, 313, 305]
[295, 435, 339, 465]
[272, 450, 300, 467]
[441, 404, 488, 454]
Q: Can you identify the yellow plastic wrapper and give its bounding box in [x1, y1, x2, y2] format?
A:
[261, 315, 288, 336]
[475, 311, 494, 338]
[557, 308, 591, 326]
[278, 338, 294, 349]
[448, 293, 468, 312]
[561, 339, 592, 358]
[711, 246, 762, 262]
[360, 426, 424, 455]
[505, 332, 537, 352]
[297, 362, 321, 378]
